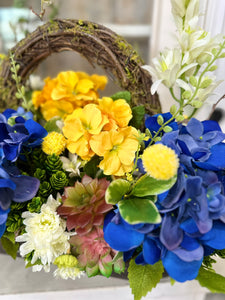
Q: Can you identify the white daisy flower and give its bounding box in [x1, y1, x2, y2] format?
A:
[16, 195, 71, 272]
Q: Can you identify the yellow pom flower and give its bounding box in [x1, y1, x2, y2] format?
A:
[42, 131, 66, 155]
[142, 144, 179, 180]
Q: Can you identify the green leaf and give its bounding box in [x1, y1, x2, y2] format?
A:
[118, 197, 161, 224]
[1, 237, 19, 260]
[197, 267, 225, 293]
[128, 259, 164, 300]
[2, 231, 16, 244]
[189, 76, 198, 87]
[163, 125, 173, 133]
[129, 105, 145, 129]
[105, 179, 131, 205]
[169, 104, 177, 115]
[44, 116, 62, 133]
[83, 155, 101, 178]
[132, 174, 177, 197]
[200, 78, 213, 89]
[157, 115, 164, 125]
[111, 91, 131, 104]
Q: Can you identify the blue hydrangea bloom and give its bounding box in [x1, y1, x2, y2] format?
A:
[0, 113, 47, 162]
[104, 116, 225, 283]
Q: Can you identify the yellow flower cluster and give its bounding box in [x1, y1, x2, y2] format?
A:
[32, 71, 108, 121]
[42, 132, 67, 156]
[142, 144, 179, 180]
[62, 98, 139, 176]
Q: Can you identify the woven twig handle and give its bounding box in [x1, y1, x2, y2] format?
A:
[0, 19, 161, 114]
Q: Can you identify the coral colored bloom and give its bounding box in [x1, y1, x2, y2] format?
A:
[42, 131, 66, 155]
[90, 127, 139, 176]
[63, 104, 109, 160]
[70, 227, 120, 278]
[57, 175, 112, 235]
[142, 144, 179, 180]
[98, 97, 132, 130]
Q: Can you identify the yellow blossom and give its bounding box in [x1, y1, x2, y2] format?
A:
[42, 131, 67, 155]
[142, 144, 179, 180]
[63, 104, 109, 160]
[98, 97, 132, 130]
[41, 100, 74, 121]
[90, 127, 139, 176]
[32, 72, 108, 121]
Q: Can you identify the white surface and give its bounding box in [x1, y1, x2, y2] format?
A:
[0, 281, 208, 300]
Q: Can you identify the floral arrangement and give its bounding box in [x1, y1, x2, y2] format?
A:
[1, 0, 225, 299]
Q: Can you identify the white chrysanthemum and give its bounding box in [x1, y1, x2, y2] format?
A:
[16, 195, 71, 272]
[54, 267, 85, 280]
[60, 152, 81, 177]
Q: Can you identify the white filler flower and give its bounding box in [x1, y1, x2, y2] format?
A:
[16, 195, 70, 272]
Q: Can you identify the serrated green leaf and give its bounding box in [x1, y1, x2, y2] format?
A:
[44, 116, 62, 133]
[1, 237, 19, 260]
[128, 259, 164, 300]
[129, 105, 145, 129]
[105, 179, 131, 205]
[118, 197, 161, 224]
[197, 267, 225, 293]
[132, 174, 177, 197]
[111, 91, 131, 104]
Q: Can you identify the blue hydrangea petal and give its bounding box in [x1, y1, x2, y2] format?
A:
[202, 120, 222, 133]
[186, 118, 203, 139]
[181, 234, 200, 251]
[143, 238, 161, 264]
[135, 252, 146, 265]
[104, 222, 144, 251]
[123, 249, 136, 262]
[0, 223, 6, 238]
[195, 143, 225, 171]
[11, 175, 40, 202]
[180, 218, 199, 234]
[162, 250, 203, 282]
[25, 119, 47, 142]
[160, 214, 183, 250]
[199, 221, 225, 250]
[172, 244, 203, 262]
